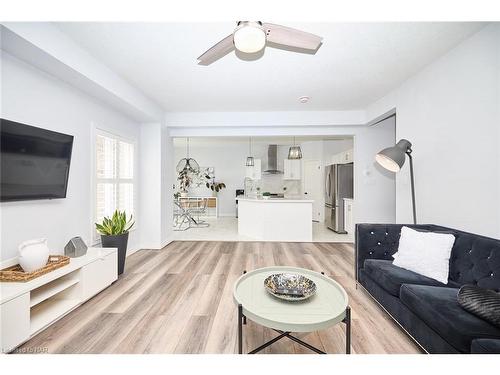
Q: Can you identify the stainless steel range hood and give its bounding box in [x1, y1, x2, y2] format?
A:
[263, 145, 283, 174]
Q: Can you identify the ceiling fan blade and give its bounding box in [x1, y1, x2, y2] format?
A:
[262, 23, 322, 51]
[197, 34, 235, 65]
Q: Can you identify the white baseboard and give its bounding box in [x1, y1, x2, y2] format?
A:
[218, 213, 237, 217]
[139, 238, 173, 251]
[126, 247, 140, 257]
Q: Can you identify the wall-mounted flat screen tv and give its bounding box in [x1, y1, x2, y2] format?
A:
[1, 119, 74, 202]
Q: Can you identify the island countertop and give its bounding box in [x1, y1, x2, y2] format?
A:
[236, 197, 314, 203]
[237, 198, 313, 241]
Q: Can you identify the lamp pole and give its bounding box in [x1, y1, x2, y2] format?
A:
[406, 150, 417, 225]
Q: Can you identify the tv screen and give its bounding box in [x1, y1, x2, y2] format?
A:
[1, 119, 74, 202]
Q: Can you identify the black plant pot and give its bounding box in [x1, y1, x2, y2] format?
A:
[101, 232, 129, 275]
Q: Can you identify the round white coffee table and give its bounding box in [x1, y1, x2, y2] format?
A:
[233, 266, 350, 354]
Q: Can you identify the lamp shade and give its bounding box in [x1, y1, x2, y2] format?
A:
[176, 158, 200, 174]
[375, 139, 412, 172]
[245, 156, 255, 166]
[288, 146, 303, 160]
[176, 138, 200, 174]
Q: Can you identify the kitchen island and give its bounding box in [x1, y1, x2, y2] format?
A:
[237, 198, 313, 242]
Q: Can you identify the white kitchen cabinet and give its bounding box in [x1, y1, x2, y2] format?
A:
[245, 158, 261, 180]
[342, 149, 353, 163]
[344, 198, 354, 234]
[330, 148, 354, 165]
[283, 159, 301, 180]
[330, 153, 341, 165]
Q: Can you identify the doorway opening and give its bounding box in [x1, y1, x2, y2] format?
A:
[171, 136, 355, 243]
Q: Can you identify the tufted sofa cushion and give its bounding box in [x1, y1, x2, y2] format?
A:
[471, 339, 500, 353]
[364, 259, 446, 297]
[400, 284, 500, 353]
[447, 233, 500, 291]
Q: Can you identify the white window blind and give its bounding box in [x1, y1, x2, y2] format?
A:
[95, 132, 135, 240]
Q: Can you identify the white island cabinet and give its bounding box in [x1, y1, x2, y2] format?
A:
[238, 198, 313, 242]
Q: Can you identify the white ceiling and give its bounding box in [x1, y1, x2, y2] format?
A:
[55, 22, 486, 112]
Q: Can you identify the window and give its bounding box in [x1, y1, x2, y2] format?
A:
[94, 130, 136, 241]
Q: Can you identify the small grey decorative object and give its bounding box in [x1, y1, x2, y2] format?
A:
[264, 273, 317, 301]
[64, 236, 88, 258]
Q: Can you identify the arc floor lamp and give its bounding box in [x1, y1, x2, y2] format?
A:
[375, 139, 417, 224]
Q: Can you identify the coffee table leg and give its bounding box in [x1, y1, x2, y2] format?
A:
[242, 271, 247, 325]
[344, 305, 351, 354]
[238, 303, 243, 354]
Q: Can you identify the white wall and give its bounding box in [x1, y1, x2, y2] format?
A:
[0, 52, 143, 261]
[173, 139, 270, 217]
[366, 24, 500, 237]
[353, 117, 396, 224]
[139, 123, 171, 249]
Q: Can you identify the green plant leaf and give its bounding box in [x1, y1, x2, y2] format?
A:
[96, 209, 134, 235]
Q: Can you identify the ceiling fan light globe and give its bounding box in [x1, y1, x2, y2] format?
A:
[233, 24, 266, 53]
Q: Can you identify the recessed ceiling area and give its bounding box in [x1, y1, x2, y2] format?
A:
[55, 22, 486, 112]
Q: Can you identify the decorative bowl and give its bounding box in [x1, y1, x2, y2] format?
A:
[264, 273, 317, 301]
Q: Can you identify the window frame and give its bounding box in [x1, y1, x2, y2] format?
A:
[91, 125, 138, 245]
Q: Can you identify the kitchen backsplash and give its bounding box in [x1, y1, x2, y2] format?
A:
[245, 174, 302, 197]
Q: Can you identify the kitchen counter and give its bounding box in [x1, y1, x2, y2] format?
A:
[237, 197, 314, 203]
[238, 198, 313, 241]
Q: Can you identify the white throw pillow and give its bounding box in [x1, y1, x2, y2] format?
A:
[392, 226, 456, 284]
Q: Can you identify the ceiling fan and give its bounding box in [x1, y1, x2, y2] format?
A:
[197, 21, 323, 65]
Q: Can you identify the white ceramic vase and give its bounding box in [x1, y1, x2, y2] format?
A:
[18, 238, 50, 272]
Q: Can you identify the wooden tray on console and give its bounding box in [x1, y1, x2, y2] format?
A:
[0, 255, 70, 282]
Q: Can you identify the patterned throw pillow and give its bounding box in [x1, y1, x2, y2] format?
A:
[458, 285, 500, 328]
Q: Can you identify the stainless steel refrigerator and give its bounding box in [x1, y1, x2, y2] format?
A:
[325, 163, 353, 233]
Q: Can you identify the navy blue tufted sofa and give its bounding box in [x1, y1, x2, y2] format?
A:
[356, 223, 500, 354]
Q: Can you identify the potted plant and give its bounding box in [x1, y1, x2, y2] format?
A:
[95, 210, 134, 275]
[178, 169, 192, 197]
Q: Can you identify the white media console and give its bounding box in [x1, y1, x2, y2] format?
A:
[0, 248, 117, 352]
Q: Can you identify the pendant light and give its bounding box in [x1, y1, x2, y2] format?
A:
[176, 138, 200, 174]
[287, 136, 303, 160]
[245, 137, 254, 166]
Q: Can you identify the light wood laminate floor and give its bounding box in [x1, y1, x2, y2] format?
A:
[20, 241, 422, 354]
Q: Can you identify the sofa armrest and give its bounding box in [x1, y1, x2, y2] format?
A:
[355, 223, 437, 281]
[471, 339, 500, 354]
